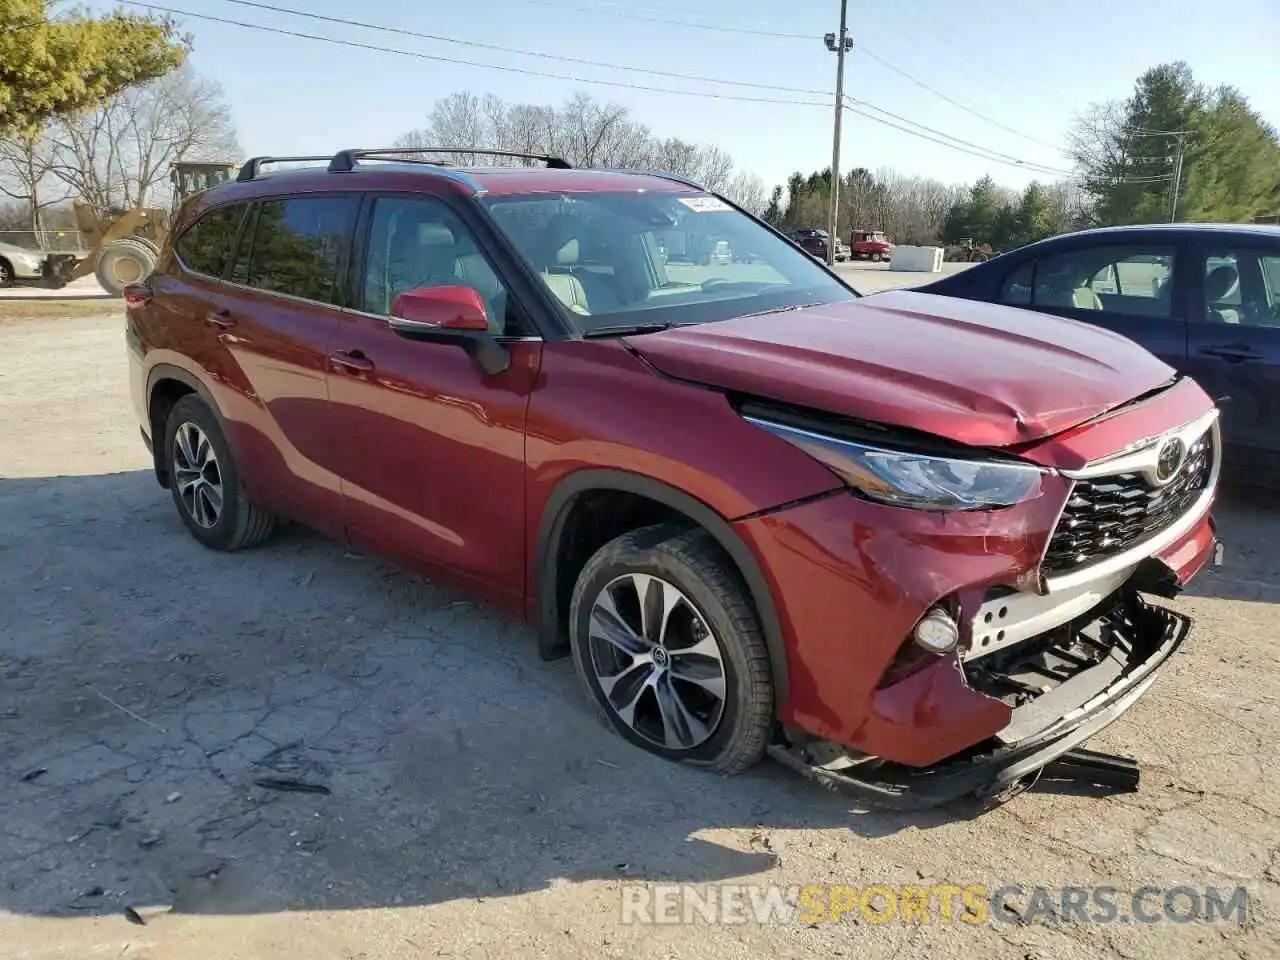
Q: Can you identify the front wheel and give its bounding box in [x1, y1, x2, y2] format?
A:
[870, 252, 883, 262]
[569, 526, 774, 774]
[0, 258, 13, 288]
[163, 395, 277, 551]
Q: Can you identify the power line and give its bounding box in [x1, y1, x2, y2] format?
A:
[510, 0, 817, 40]
[217, 0, 832, 97]
[208, 0, 1072, 178]
[511, 0, 1064, 156]
[122, 2, 832, 108]
[841, 101, 1066, 175]
[121, 1, 1087, 181]
[849, 43, 1063, 152]
[845, 96, 1075, 176]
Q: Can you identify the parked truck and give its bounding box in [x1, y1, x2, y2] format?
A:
[849, 229, 894, 262]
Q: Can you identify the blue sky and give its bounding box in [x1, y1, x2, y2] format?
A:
[96, 0, 1280, 191]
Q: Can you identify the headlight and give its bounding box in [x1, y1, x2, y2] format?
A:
[746, 417, 1047, 510]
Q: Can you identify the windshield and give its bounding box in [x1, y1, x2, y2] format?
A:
[481, 191, 856, 334]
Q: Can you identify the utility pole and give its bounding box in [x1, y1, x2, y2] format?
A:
[824, 0, 852, 266]
[1168, 131, 1188, 222]
[1135, 127, 1191, 223]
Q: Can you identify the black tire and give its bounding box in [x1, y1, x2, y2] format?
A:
[163, 394, 277, 551]
[870, 252, 883, 263]
[568, 524, 774, 775]
[0, 258, 13, 289]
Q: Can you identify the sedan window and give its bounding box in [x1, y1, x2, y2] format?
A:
[1202, 249, 1280, 327]
[1014, 246, 1176, 319]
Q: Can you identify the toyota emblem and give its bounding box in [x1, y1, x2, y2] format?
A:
[1154, 437, 1186, 484]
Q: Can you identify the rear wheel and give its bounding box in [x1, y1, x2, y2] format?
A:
[569, 525, 774, 774]
[163, 395, 277, 551]
[870, 252, 883, 263]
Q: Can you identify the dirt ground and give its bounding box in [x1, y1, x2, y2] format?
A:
[1, 309, 1277, 960]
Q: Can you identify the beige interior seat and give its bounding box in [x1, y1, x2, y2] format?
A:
[542, 271, 591, 314]
[1071, 285, 1105, 310]
[1205, 264, 1242, 324]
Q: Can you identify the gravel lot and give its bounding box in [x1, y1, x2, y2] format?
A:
[1, 296, 1277, 959]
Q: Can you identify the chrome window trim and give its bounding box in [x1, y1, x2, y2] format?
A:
[339, 305, 544, 342]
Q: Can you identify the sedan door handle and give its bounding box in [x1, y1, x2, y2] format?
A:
[1198, 344, 1263, 363]
[329, 350, 374, 373]
[204, 309, 235, 329]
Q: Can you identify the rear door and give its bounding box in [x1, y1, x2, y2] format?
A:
[141, 202, 248, 423]
[1183, 240, 1280, 476]
[996, 241, 1189, 370]
[211, 192, 360, 533]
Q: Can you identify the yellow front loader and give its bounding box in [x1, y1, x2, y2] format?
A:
[56, 161, 238, 296]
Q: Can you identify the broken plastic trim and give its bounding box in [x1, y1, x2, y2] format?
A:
[768, 595, 1189, 810]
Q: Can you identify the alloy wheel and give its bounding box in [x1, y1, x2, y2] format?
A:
[587, 573, 728, 750]
[172, 421, 224, 528]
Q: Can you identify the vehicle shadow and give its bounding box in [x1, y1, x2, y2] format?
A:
[1181, 483, 1280, 605]
[1, 469, 998, 921]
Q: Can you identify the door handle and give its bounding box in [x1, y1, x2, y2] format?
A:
[204, 309, 235, 329]
[329, 350, 374, 373]
[1198, 344, 1262, 363]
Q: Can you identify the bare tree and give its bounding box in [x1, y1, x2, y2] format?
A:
[0, 129, 69, 242]
[49, 66, 239, 215]
[396, 90, 764, 185]
[724, 171, 767, 214]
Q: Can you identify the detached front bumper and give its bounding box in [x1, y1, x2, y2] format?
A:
[768, 592, 1191, 808]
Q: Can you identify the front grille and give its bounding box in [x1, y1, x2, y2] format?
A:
[1042, 429, 1214, 575]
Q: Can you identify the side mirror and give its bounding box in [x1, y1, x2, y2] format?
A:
[387, 284, 510, 377]
[391, 285, 490, 331]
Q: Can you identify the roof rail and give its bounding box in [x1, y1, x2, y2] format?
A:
[237, 155, 335, 182]
[328, 147, 572, 172]
[617, 169, 708, 191]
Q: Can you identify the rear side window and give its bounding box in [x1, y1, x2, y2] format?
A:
[999, 262, 1033, 305]
[174, 205, 245, 277]
[241, 196, 359, 303]
[1031, 246, 1175, 318]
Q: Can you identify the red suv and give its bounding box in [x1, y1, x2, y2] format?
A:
[126, 148, 1223, 807]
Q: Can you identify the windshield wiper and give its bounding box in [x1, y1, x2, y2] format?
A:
[580, 321, 672, 339]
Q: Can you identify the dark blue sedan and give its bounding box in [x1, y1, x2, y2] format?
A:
[916, 223, 1280, 484]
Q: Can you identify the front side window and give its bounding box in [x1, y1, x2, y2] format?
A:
[360, 196, 512, 334]
[1030, 246, 1175, 319]
[481, 191, 855, 333]
[241, 196, 358, 303]
[174, 204, 245, 277]
[1201, 249, 1280, 327]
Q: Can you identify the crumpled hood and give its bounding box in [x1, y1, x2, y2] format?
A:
[628, 289, 1177, 447]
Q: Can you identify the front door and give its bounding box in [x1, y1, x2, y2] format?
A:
[1184, 242, 1280, 476]
[325, 193, 541, 605]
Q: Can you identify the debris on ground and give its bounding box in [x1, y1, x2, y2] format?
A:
[254, 777, 331, 795]
[138, 831, 164, 849]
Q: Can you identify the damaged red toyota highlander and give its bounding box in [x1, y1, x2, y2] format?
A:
[126, 149, 1223, 807]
